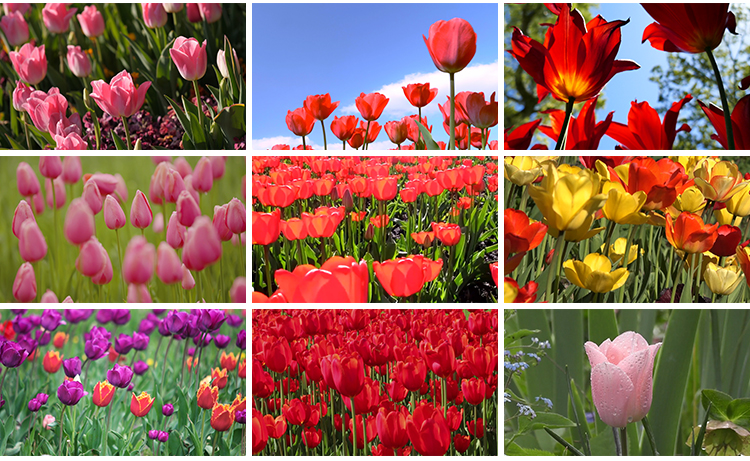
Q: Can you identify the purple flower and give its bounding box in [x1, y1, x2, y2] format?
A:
[57, 381, 84, 406]
[214, 334, 231, 349]
[41, 310, 63, 331]
[157, 431, 169, 443]
[96, 309, 113, 324]
[111, 309, 131, 325]
[193, 333, 212, 347]
[157, 320, 171, 337]
[235, 409, 246, 424]
[188, 347, 195, 356]
[132, 332, 150, 351]
[84, 325, 112, 341]
[17, 336, 38, 356]
[236, 330, 246, 350]
[133, 360, 149, 375]
[28, 398, 42, 412]
[28, 315, 42, 327]
[35, 329, 51, 347]
[10, 309, 27, 315]
[106, 363, 134, 388]
[184, 315, 200, 338]
[114, 334, 133, 355]
[63, 357, 82, 378]
[148, 429, 159, 440]
[138, 317, 157, 335]
[13, 315, 34, 334]
[127, 383, 134, 391]
[64, 309, 93, 324]
[165, 310, 189, 336]
[36, 393, 49, 404]
[162, 403, 174, 416]
[226, 314, 243, 328]
[85, 336, 110, 361]
[153, 309, 167, 315]
[198, 309, 226, 332]
[0, 341, 29, 367]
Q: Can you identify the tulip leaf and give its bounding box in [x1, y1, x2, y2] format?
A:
[589, 427, 617, 456]
[518, 412, 576, 434]
[414, 120, 440, 150]
[504, 329, 540, 348]
[702, 389, 733, 420]
[165, 95, 193, 144]
[215, 104, 246, 147]
[176, 386, 188, 431]
[505, 442, 555, 456]
[111, 131, 127, 150]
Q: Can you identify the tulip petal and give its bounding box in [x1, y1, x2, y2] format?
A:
[615, 343, 661, 422]
[590, 362, 633, 428]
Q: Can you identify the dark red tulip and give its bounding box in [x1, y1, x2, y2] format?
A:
[421, 340, 456, 378]
[331, 354, 365, 397]
[264, 337, 292, 373]
[376, 407, 409, 449]
[642, 3, 736, 54]
[710, 224, 742, 257]
[406, 401, 450, 456]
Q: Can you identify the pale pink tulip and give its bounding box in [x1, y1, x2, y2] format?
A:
[181, 264, 195, 290]
[1, 11, 28, 47]
[104, 195, 126, 230]
[89, 70, 151, 118]
[151, 156, 171, 164]
[77, 5, 104, 38]
[157, 242, 182, 284]
[39, 156, 62, 179]
[76, 237, 105, 277]
[584, 331, 662, 428]
[192, 157, 213, 192]
[82, 179, 102, 214]
[130, 190, 153, 229]
[229, 276, 246, 303]
[19, 219, 47, 262]
[170, 36, 207, 81]
[64, 198, 95, 245]
[12, 80, 32, 112]
[40, 290, 58, 303]
[176, 189, 200, 227]
[142, 3, 167, 28]
[166, 211, 186, 249]
[216, 48, 240, 80]
[66, 45, 92, 78]
[226, 198, 246, 234]
[209, 156, 225, 179]
[13, 262, 36, 302]
[182, 216, 221, 271]
[61, 156, 81, 184]
[62, 296, 73, 303]
[9, 43, 46, 85]
[45, 177, 66, 210]
[12, 200, 35, 239]
[23, 88, 81, 135]
[54, 132, 88, 150]
[163, 3, 183, 13]
[42, 3, 77, 34]
[153, 211, 164, 233]
[16, 161, 40, 197]
[127, 283, 152, 303]
[42, 414, 56, 429]
[122, 236, 155, 284]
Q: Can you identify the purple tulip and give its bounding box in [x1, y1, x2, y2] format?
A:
[153, 309, 167, 315]
[138, 317, 157, 335]
[193, 333, 212, 347]
[35, 329, 51, 346]
[41, 309, 64, 331]
[157, 431, 169, 443]
[36, 393, 49, 404]
[148, 429, 159, 440]
[64, 309, 93, 324]
[132, 332, 150, 351]
[133, 360, 149, 375]
[157, 320, 172, 337]
[57, 381, 84, 406]
[165, 310, 189, 335]
[96, 309, 114, 324]
[28, 315, 42, 327]
[28, 398, 42, 412]
[235, 409, 246, 424]
[106, 363, 134, 388]
[0, 341, 29, 367]
[114, 333, 133, 355]
[85, 337, 109, 361]
[184, 315, 200, 338]
[236, 330, 246, 350]
[17, 336, 38, 356]
[10, 309, 27, 315]
[63, 357, 82, 378]
[198, 309, 226, 332]
[214, 334, 231, 349]
[127, 383, 134, 391]
[226, 314, 243, 328]
[111, 309, 131, 325]
[188, 347, 195, 356]
[162, 403, 174, 416]
[0, 398, 5, 409]
[13, 315, 34, 334]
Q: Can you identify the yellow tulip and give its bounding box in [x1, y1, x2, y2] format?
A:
[726, 182, 750, 217]
[713, 207, 743, 227]
[703, 262, 743, 295]
[504, 279, 519, 303]
[669, 156, 706, 177]
[563, 253, 629, 293]
[673, 186, 706, 214]
[693, 160, 747, 202]
[601, 237, 641, 265]
[528, 163, 608, 233]
[548, 215, 604, 242]
[504, 156, 545, 186]
[602, 182, 649, 225]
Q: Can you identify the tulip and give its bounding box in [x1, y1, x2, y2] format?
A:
[331, 354, 365, 397]
[403, 83, 438, 108]
[9, 43, 47, 85]
[176, 190, 201, 226]
[156, 242, 183, 284]
[42, 415, 55, 430]
[208, 403, 233, 431]
[28, 398, 42, 412]
[89, 70, 151, 148]
[699, 95, 750, 150]
[12, 262, 36, 303]
[88, 173, 119, 195]
[13, 81, 33, 113]
[92, 380, 115, 407]
[192, 157, 213, 193]
[162, 403, 174, 416]
[274, 256, 369, 302]
[121, 236, 155, 286]
[504, 208, 547, 255]
[286, 107, 315, 148]
[142, 3, 167, 28]
[504, 156, 546, 186]
[107, 363, 134, 388]
[384, 119, 409, 148]
[16, 162, 41, 198]
[197, 382, 218, 409]
[130, 391, 155, 417]
[216, 48, 240, 79]
[602, 182, 650, 225]
[330, 115, 359, 146]
[376, 408, 409, 449]
[41, 290, 58, 303]
[584, 331, 661, 428]
[103, 195, 126, 229]
[642, 4, 736, 54]
[163, 3, 183, 13]
[42, 3, 77, 34]
[693, 160, 747, 203]
[54, 132, 87, 150]
[563, 253, 629, 294]
[355, 92, 389, 150]
[58, 380, 84, 406]
[40, 349, 60, 373]
[198, 3, 222, 23]
[18, 219, 47, 263]
[211, 367, 229, 389]
[1, 11, 29, 47]
[75, 237, 105, 277]
[461, 377, 486, 405]
[182, 265, 195, 290]
[66, 46, 92, 78]
[432, 222, 461, 246]
[666, 212, 719, 254]
[62, 357, 81, 378]
[735, 246, 750, 289]
[606, 95, 693, 149]
[704, 262, 743, 296]
[373, 256, 442, 297]
[464, 91, 498, 146]
[113, 334, 133, 355]
[182, 216, 222, 272]
[130, 190, 153, 229]
[229, 277, 246, 303]
[77, 5, 104, 37]
[170, 36, 207, 81]
[167, 211, 187, 249]
[406, 401, 450, 456]
[710, 225, 742, 257]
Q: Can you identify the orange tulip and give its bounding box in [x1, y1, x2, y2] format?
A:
[93, 380, 115, 407]
[274, 255, 369, 303]
[211, 367, 229, 389]
[220, 351, 238, 371]
[53, 332, 68, 348]
[280, 218, 308, 241]
[197, 382, 219, 409]
[350, 211, 366, 222]
[130, 391, 154, 417]
[302, 210, 340, 238]
[264, 185, 296, 208]
[411, 231, 435, 247]
[608, 157, 688, 211]
[505, 208, 548, 255]
[399, 187, 418, 203]
[436, 169, 465, 191]
[372, 177, 398, 201]
[211, 403, 235, 431]
[373, 256, 443, 297]
[665, 212, 719, 254]
[251, 209, 281, 245]
[43, 350, 63, 373]
[370, 215, 389, 228]
[238, 359, 246, 378]
[432, 222, 462, 246]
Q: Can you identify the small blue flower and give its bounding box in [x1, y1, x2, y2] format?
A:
[535, 396, 553, 409]
[517, 403, 537, 419]
[504, 393, 511, 403]
[539, 340, 551, 349]
[527, 353, 541, 363]
[531, 337, 539, 344]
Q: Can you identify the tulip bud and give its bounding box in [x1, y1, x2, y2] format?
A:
[364, 223, 374, 240]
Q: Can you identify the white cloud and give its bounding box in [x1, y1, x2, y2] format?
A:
[339, 61, 498, 122]
[252, 136, 397, 151]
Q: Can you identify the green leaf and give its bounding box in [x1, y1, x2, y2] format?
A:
[504, 329, 540, 348]
[214, 104, 245, 146]
[177, 387, 188, 431]
[165, 95, 193, 143]
[518, 412, 577, 435]
[111, 130, 127, 150]
[702, 389, 732, 420]
[414, 119, 440, 150]
[727, 398, 750, 423]
[168, 430, 183, 455]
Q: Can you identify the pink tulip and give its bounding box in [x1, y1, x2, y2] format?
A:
[4, 4, 31, 15]
[182, 216, 221, 271]
[89, 70, 151, 118]
[127, 283, 152, 303]
[66, 46, 92, 78]
[9, 43, 46, 85]
[183, 175, 201, 205]
[16, 162, 40, 197]
[23, 88, 82, 135]
[76, 237, 105, 277]
[45, 177, 66, 210]
[40, 290, 59, 303]
[62, 296, 73, 303]
[19, 219, 47, 262]
[157, 242, 182, 284]
[91, 240, 113, 285]
[152, 157, 171, 166]
[174, 157, 192, 178]
[584, 331, 662, 428]
[229, 276, 245, 303]
[163, 4, 183, 13]
[166, 211, 186, 249]
[82, 179, 102, 214]
[176, 190, 201, 227]
[149, 173, 164, 206]
[131, 190, 153, 229]
[226, 198, 246, 234]
[54, 132, 88, 150]
[12, 200, 35, 239]
[12, 81, 32, 112]
[88, 173, 118, 195]
[231, 232, 245, 247]
[1, 11, 29, 47]
[192, 157, 213, 192]
[61, 156, 81, 184]
[64, 198, 95, 245]
[212, 205, 233, 241]
[153, 212, 165, 233]
[39, 156, 62, 179]
[122, 236, 155, 284]
[29, 191, 45, 215]
[242, 175, 246, 200]
[198, 3, 222, 23]
[181, 264, 195, 290]
[170, 36, 207, 82]
[104, 195, 126, 230]
[209, 157, 225, 179]
[163, 168, 186, 203]
[77, 5, 104, 38]
[42, 3, 77, 34]
[142, 3, 167, 28]
[13, 262, 36, 302]
[114, 173, 129, 203]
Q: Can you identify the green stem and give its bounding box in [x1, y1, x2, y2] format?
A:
[115, 228, 125, 301]
[121, 116, 131, 150]
[160, 336, 174, 392]
[350, 398, 357, 456]
[263, 245, 273, 296]
[59, 405, 67, 453]
[320, 119, 328, 150]
[670, 252, 686, 303]
[200, 410, 206, 455]
[706, 49, 735, 150]
[302, 135, 306, 149]
[642, 415, 659, 456]
[613, 426, 622, 456]
[192, 79, 206, 137]
[23, 112, 31, 149]
[363, 120, 371, 151]
[449, 72, 455, 150]
[621, 426, 628, 456]
[211, 430, 219, 455]
[545, 231, 566, 302]
[555, 98, 576, 150]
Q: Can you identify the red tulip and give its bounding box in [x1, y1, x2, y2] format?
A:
[461, 377, 486, 405]
[264, 185, 295, 208]
[509, 4, 638, 103]
[436, 168, 465, 191]
[384, 119, 409, 146]
[274, 256, 369, 302]
[347, 128, 366, 149]
[467, 417, 484, 438]
[608, 157, 688, 211]
[505, 208, 548, 254]
[252, 409, 268, 454]
[376, 408, 409, 449]
[355, 92, 389, 122]
[421, 340, 456, 378]
[606, 95, 693, 150]
[265, 337, 292, 373]
[710, 224, 742, 257]
[372, 177, 398, 201]
[281, 218, 308, 241]
[423, 18, 476, 74]
[395, 357, 427, 391]
[454, 434, 470, 453]
[402, 83, 438, 108]
[252, 209, 281, 245]
[432, 222, 462, 246]
[406, 401, 450, 456]
[504, 119, 542, 150]
[286, 107, 315, 137]
[373, 256, 443, 297]
[539, 96, 613, 149]
[331, 354, 365, 397]
[642, 4, 736, 54]
[699, 95, 750, 149]
[304, 93, 339, 121]
[665, 212, 719, 254]
[263, 414, 287, 438]
[330, 115, 359, 142]
[302, 427, 322, 448]
[464, 92, 498, 130]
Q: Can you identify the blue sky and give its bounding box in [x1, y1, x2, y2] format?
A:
[252, 3, 499, 150]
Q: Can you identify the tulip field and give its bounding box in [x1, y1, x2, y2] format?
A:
[1, 156, 246, 303]
[503, 156, 750, 303]
[251, 155, 499, 303]
[0, 3, 245, 150]
[0, 308, 246, 456]
[505, 308, 750, 456]
[252, 309, 498, 456]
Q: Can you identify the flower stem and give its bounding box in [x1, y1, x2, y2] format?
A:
[121, 116, 132, 150]
[364, 120, 371, 150]
[263, 244, 273, 296]
[211, 430, 220, 455]
[642, 415, 659, 455]
[620, 426, 628, 456]
[160, 336, 174, 392]
[545, 231, 566, 302]
[22, 112, 31, 149]
[448, 72, 456, 150]
[200, 410, 206, 455]
[59, 405, 67, 453]
[706, 48, 735, 150]
[555, 98, 576, 150]
[350, 398, 357, 456]
[115, 228, 125, 301]
[192, 79, 206, 135]
[320, 120, 328, 150]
